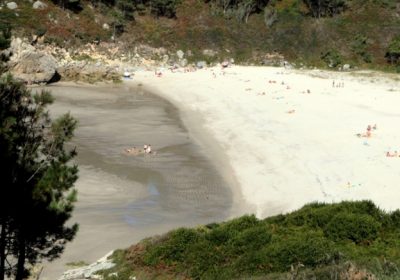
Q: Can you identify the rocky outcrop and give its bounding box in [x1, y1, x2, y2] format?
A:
[8, 38, 58, 84]
[57, 61, 120, 83]
[59, 251, 115, 280]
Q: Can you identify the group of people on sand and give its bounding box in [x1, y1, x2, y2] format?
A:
[386, 151, 400, 157]
[124, 144, 154, 156]
[332, 80, 345, 88]
[356, 124, 377, 138]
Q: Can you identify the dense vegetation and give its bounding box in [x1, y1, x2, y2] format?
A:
[0, 36, 79, 278]
[101, 201, 400, 279]
[3, 0, 400, 70]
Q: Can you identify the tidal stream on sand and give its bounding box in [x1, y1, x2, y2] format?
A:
[40, 83, 233, 279]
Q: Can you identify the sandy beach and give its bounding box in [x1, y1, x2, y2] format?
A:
[131, 66, 400, 217]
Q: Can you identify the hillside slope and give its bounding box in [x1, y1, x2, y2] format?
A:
[2, 0, 400, 70]
[100, 201, 400, 279]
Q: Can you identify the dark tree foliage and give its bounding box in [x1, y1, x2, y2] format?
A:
[207, 0, 270, 22]
[149, 0, 181, 18]
[52, 0, 83, 12]
[303, 0, 347, 18]
[0, 76, 79, 280]
[386, 36, 400, 65]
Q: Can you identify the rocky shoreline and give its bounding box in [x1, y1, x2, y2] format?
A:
[5, 37, 189, 84]
[4, 37, 290, 85]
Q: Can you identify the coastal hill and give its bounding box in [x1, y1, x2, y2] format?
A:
[1, 0, 400, 71]
[2, 1, 400, 279]
[99, 200, 400, 279]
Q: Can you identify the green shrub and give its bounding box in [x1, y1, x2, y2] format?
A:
[185, 240, 226, 278]
[228, 225, 272, 254]
[352, 34, 372, 63]
[321, 49, 342, 67]
[150, 0, 182, 18]
[264, 231, 335, 272]
[386, 36, 400, 65]
[324, 213, 381, 244]
[143, 228, 200, 265]
[206, 215, 260, 245]
[113, 201, 400, 279]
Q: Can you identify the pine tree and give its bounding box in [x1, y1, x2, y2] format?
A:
[0, 75, 79, 279]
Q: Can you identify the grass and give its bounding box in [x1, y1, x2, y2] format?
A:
[99, 200, 400, 280]
[65, 260, 89, 268]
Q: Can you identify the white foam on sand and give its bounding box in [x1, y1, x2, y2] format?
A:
[129, 66, 400, 218]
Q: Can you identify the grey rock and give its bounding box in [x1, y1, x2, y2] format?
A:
[179, 58, 188, 67]
[57, 61, 120, 83]
[8, 38, 58, 84]
[6, 2, 17, 9]
[202, 49, 217, 57]
[264, 6, 277, 27]
[162, 54, 169, 64]
[176, 49, 184, 59]
[59, 251, 115, 280]
[196, 61, 207, 69]
[32, 1, 47, 9]
[342, 64, 351, 71]
[10, 52, 57, 84]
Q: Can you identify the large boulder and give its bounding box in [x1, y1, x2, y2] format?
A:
[8, 38, 58, 84]
[32, 1, 47, 9]
[6, 2, 18, 9]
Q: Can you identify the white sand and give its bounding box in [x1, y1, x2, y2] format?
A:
[129, 66, 400, 217]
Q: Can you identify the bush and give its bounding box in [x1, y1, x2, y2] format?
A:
[185, 240, 225, 278]
[228, 225, 272, 254]
[112, 201, 400, 279]
[321, 49, 342, 67]
[386, 36, 400, 65]
[324, 213, 381, 244]
[143, 228, 200, 265]
[303, 0, 347, 18]
[352, 34, 372, 63]
[150, 0, 181, 18]
[263, 231, 335, 272]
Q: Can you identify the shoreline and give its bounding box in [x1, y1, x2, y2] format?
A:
[41, 83, 234, 279]
[129, 82, 253, 217]
[130, 65, 400, 217]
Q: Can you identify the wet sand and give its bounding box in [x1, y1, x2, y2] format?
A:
[40, 83, 235, 279]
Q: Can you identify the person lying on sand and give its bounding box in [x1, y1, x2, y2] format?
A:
[357, 131, 371, 138]
[124, 147, 140, 155]
[386, 151, 398, 157]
